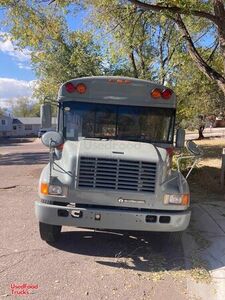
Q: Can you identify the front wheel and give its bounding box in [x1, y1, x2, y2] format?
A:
[39, 222, 62, 243]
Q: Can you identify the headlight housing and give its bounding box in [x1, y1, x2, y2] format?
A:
[40, 183, 68, 196]
[48, 185, 63, 195]
[164, 194, 189, 206]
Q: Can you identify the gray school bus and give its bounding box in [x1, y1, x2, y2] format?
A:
[35, 76, 191, 242]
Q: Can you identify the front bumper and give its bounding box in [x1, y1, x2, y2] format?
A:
[35, 201, 191, 232]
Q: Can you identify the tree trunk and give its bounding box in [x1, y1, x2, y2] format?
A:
[129, 50, 139, 78]
[198, 127, 205, 139]
[213, 0, 225, 75]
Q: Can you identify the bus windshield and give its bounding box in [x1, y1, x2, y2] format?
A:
[62, 101, 175, 143]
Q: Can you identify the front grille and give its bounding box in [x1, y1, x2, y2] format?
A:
[78, 157, 157, 193]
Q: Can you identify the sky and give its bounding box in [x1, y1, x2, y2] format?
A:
[0, 5, 86, 110]
[0, 33, 36, 109]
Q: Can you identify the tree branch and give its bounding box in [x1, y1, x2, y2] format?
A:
[129, 50, 138, 78]
[207, 40, 219, 62]
[173, 14, 225, 84]
[128, 0, 219, 25]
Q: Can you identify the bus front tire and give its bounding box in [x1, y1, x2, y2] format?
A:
[39, 222, 62, 243]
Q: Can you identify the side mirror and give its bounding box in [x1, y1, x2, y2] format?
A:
[40, 104, 52, 129]
[176, 128, 185, 148]
[41, 131, 63, 148]
[186, 140, 203, 156]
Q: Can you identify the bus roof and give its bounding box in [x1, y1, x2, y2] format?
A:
[58, 76, 176, 108]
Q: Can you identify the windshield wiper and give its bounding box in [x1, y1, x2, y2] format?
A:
[83, 136, 115, 140]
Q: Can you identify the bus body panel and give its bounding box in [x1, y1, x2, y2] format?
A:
[58, 76, 176, 108]
[36, 76, 190, 235]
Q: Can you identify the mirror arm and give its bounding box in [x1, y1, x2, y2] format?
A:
[49, 139, 55, 184]
[176, 154, 201, 179]
[185, 157, 201, 179]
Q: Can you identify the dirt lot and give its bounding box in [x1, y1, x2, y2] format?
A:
[0, 138, 225, 300]
[188, 139, 225, 202]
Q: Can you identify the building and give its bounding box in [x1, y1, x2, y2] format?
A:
[0, 116, 56, 137]
[11, 117, 40, 137]
[0, 115, 13, 137]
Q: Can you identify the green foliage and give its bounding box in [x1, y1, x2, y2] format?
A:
[87, 0, 180, 83]
[32, 30, 102, 100]
[172, 148, 195, 173]
[0, 1, 103, 101]
[0, 107, 7, 116]
[173, 53, 224, 122]
[8, 97, 40, 117]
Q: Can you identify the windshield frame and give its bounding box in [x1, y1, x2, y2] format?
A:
[60, 101, 176, 144]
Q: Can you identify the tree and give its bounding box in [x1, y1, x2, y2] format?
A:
[87, 1, 179, 83]
[46, 0, 225, 96]
[1, 0, 224, 122]
[172, 49, 224, 122]
[0, 1, 103, 101]
[0, 107, 7, 116]
[32, 30, 102, 100]
[127, 0, 225, 98]
[87, 1, 223, 120]
[8, 97, 40, 117]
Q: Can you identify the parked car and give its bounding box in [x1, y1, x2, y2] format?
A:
[38, 128, 53, 138]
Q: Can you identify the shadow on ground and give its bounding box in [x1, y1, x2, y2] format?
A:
[47, 211, 225, 280]
[50, 229, 186, 273]
[200, 145, 223, 160]
[0, 138, 35, 147]
[0, 152, 48, 165]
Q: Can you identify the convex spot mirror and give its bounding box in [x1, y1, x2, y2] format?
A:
[41, 131, 64, 148]
[176, 128, 185, 148]
[186, 140, 203, 156]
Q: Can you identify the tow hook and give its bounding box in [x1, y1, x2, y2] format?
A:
[71, 210, 83, 218]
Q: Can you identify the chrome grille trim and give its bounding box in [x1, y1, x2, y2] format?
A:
[78, 157, 157, 193]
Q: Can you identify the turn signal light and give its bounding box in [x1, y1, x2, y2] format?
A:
[76, 83, 87, 94]
[41, 183, 48, 195]
[181, 194, 190, 206]
[151, 88, 161, 99]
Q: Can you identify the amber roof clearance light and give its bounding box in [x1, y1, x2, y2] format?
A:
[76, 83, 87, 94]
[151, 88, 162, 99]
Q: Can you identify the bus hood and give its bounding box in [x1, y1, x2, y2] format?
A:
[49, 139, 170, 209]
[77, 139, 167, 163]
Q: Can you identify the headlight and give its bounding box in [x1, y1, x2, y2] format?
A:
[49, 185, 63, 195]
[40, 183, 68, 196]
[164, 194, 189, 205]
